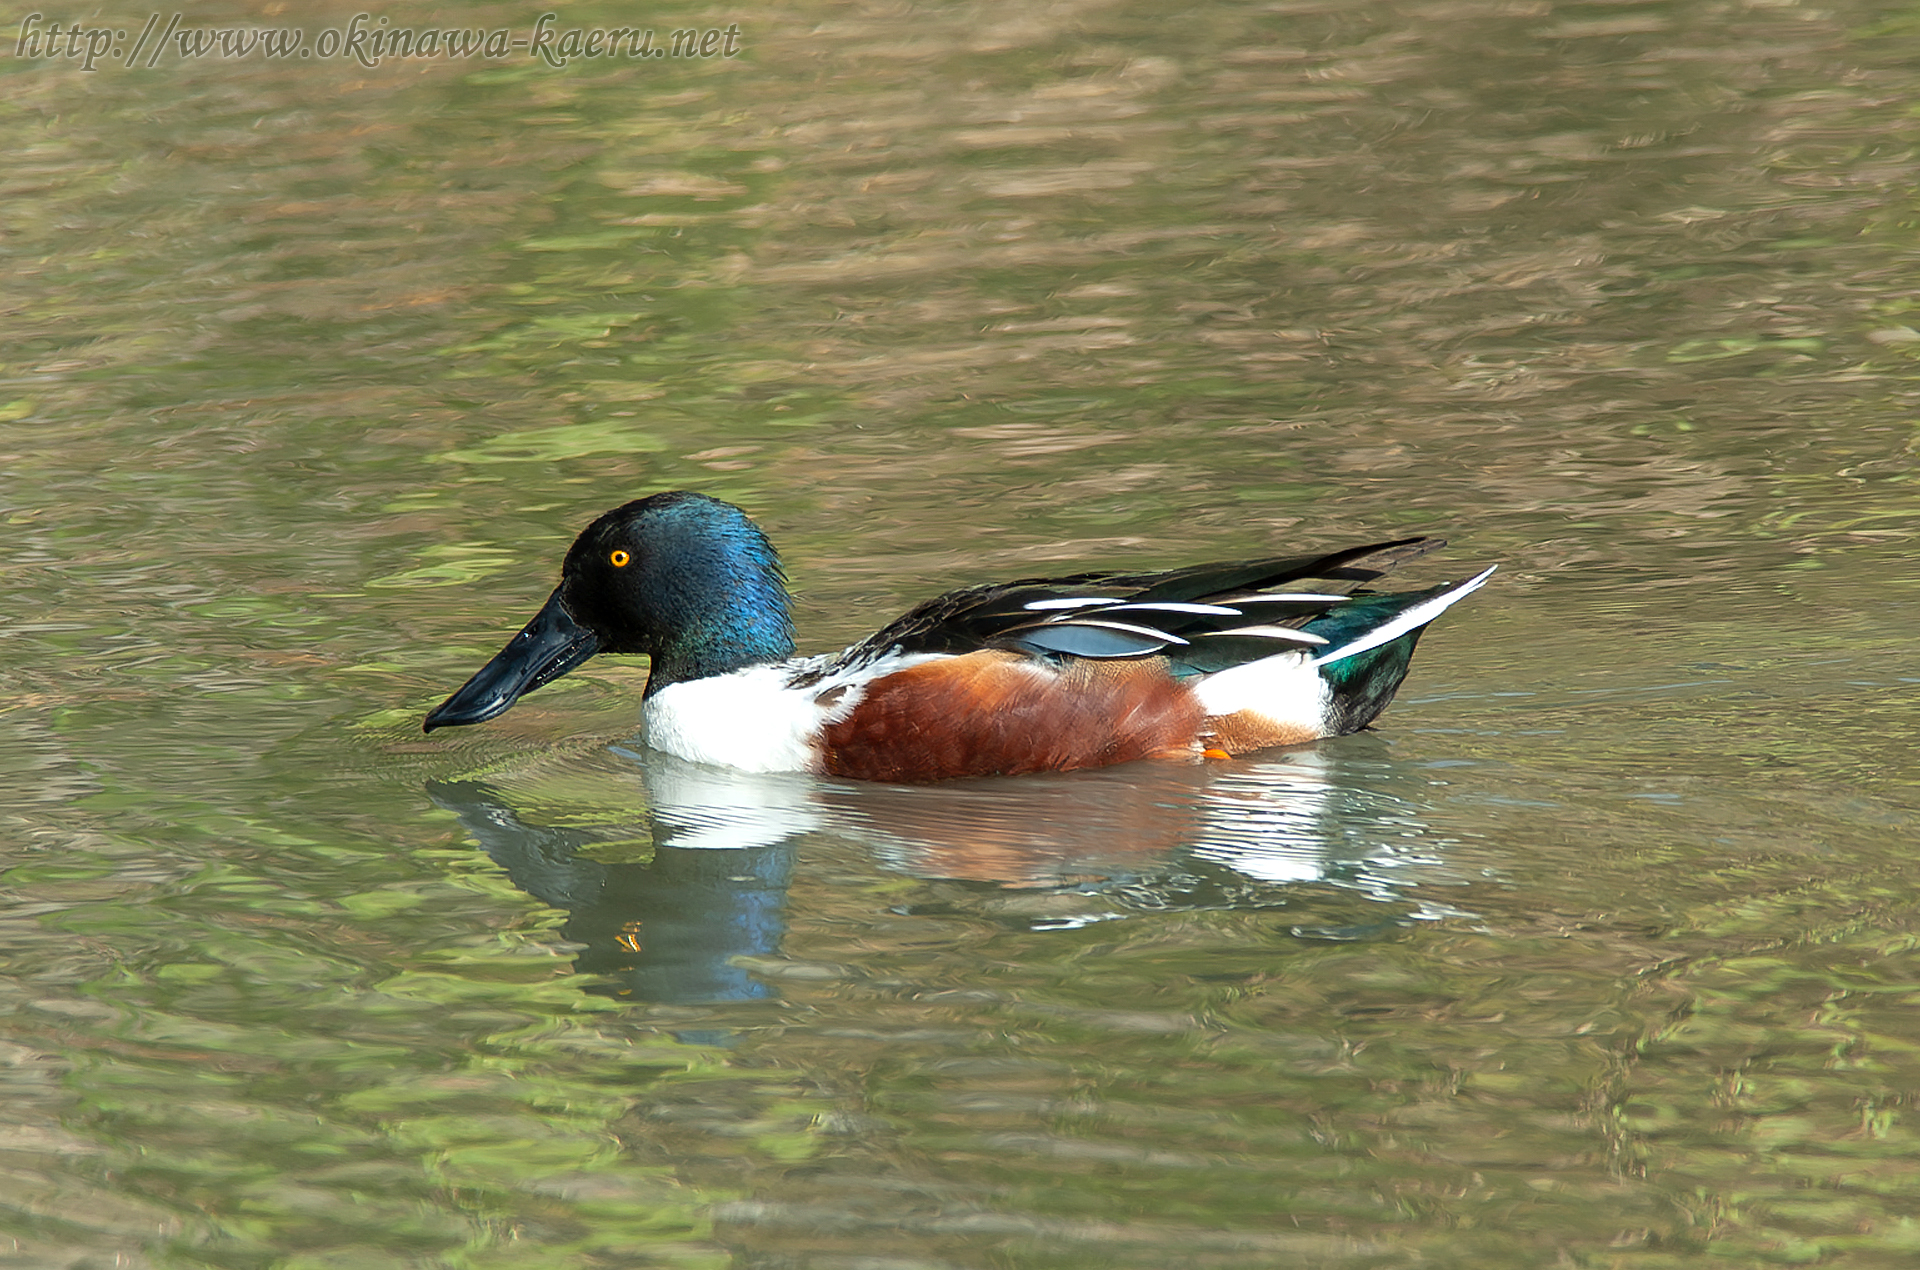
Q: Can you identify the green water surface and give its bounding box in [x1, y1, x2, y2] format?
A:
[3, 0, 1918, 1266]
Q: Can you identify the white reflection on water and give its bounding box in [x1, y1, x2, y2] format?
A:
[628, 744, 1465, 901]
[430, 739, 1474, 999]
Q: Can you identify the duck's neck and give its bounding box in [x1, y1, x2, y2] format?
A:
[641, 545, 796, 696]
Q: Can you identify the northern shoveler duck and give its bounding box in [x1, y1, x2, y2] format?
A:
[423, 491, 1493, 782]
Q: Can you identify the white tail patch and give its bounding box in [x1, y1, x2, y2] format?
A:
[1310, 567, 1495, 668]
[1191, 648, 1328, 734]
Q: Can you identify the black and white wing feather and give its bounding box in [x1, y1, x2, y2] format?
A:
[824, 536, 1445, 674]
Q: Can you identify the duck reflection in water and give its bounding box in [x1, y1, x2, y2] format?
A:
[427, 740, 1464, 1004]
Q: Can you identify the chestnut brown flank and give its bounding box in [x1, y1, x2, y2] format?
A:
[821, 651, 1204, 782]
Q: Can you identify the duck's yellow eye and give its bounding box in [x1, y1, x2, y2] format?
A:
[609, 549, 631, 567]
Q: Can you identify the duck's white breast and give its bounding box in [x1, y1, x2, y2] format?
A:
[640, 652, 943, 773]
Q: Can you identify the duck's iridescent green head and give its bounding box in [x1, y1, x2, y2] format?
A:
[423, 492, 795, 732]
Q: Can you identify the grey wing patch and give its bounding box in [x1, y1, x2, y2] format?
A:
[1010, 623, 1179, 658]
[998, 598, 1342, 661]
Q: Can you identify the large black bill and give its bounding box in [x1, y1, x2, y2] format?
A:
[423, 588, 603, 732]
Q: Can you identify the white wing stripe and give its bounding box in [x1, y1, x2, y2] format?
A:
[1023, 597, 1114, 611]
[1310, 567, 1496, 667]
[1196, 625, 1329, 644]
[1097, 601, 1243, 617]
